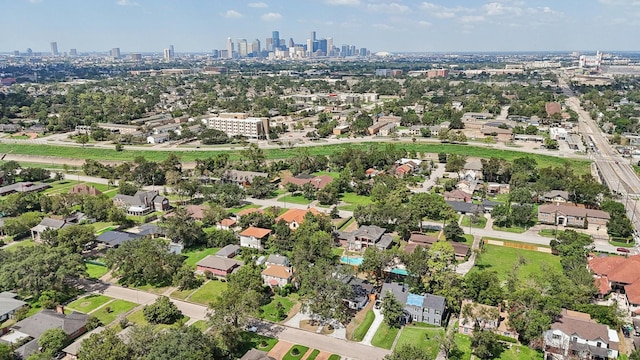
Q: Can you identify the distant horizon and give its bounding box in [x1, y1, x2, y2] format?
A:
[3, 0, 640, 53]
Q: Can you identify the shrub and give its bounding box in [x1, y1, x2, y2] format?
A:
[143, 296, 183, 325]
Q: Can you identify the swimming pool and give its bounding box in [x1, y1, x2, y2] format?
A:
[390, 268, 408, 276]
[340, 256, 364, 266]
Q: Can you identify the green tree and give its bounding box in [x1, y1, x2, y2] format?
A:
[38, 328, 67, 355]
[161, 208, 206, 248]
[173, 264, 203, 291]
[443, 222, 464, 242]
[471, 330, 504, 360]
[381, 292, 405, 328]
[143, 296, 183, 325]
[360, 247, 394, 284]
[146, 326, 223, 360]
[0, 343, 15, 360]
[77, 328, 130, 360]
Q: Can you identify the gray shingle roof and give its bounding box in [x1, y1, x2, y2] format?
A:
[0, 292, 26, 317]
[12, 309, 89, 339]
[96, 230, 141, 247]
[216, 244, 241, 258]
[266, 254, 290, 266]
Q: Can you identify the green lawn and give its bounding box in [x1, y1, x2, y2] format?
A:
[66, 295, 113, 313]
[93, 299, 137, 325]
[182, 247, 221, 269]
[395, 325, 444, 359]
[460, 215, 487, 229]
[236, 332, 278, 355]
[4, 239, 35, 252]
[306, 349, 320, 360]
[371, 322, 400, 350]
[92, 221, 117, 234]
[227, 204, 260, 214]
[453, 333, 472, 360]
[497, 345, 543, 360]
[260, 295, 298, 323]
[352, 310, 375, 342]
[283, 345, 310, 360]
[86, 263, 109, 279]
[458, 234, 475, 246]
[472, 244, 562, 282]
[188, 280, 228, 305]
[191, 320, 209, 332]
[340, 192, 373, 207]
[313, 171, 341, 179]
[126, 309, 189, 330]
[279, 193, 312, 205]
[492, 225, 527, 234]
[327, 355, 340, 360]
[169, 288, 196, 300]
[0, 142, 590, 174]
[610, 239, 634, 248]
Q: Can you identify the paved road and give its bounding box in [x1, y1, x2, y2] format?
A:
[82, 281, 389, 360]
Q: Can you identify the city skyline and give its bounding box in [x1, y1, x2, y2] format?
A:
[2, 0, 640, 53]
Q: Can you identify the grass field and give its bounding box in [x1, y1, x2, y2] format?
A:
[182, 247, 221, 269]
[279, 193, 312, 205]
[169, 288, 196, 300]
[460, 215, 487, 229]
[189, 280, 228, 305]
[352, 310, 375, 342]
[260, 295, 298, 323]
[0, 142, 590, 173]
[339, 192, 373, 211]
[313, 171, 341, 179]
[86, 263, 109, 279]
[394, 325, 444, 359]
[66, 295, 112, 313]
[472, 244, 562, 281]
[453, 333, 472, 360]
[371, 322, 400, 349]
[93, 299, 137, 325]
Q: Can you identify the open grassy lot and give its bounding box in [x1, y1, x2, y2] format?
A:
[260, 295, 298, 323]
[188, 280, 228, 305]
[371, 322, 400, 349]
[93, 299, 137, 325]
[182, 247, 221, 269]
[394, 325, 444, 359]
[66, 295, 112, 313]
[492, 225, 527, 234]
[86, 263, 109, 279]
[461, 215, 487, 229]
[169, 288, 196, 300]
[453, 333, 472, 360]
[279, 193, 312, 205]
[0, 142, 590, 174]
[339, 192, 373, 211]
[472, 244, 561, 282]
[352, 310, 375, 342]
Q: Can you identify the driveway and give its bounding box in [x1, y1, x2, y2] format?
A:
[360, 308, 384, 346]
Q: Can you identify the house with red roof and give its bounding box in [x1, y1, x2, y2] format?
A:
[275, 208, 321, 230]
[239, 226, 272, 250]
[589, 254, 640, 312]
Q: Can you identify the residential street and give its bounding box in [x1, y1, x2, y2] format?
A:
[82, 281, 390, 360]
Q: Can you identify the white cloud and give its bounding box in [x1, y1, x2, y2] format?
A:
[368, 2, 409, 13]
[248, 2, 268, 8]
[435, 11, 455, 19]
[222, 10, 243, 18]
[325, 0, 360, 6]
[261, 12, 283, 21]
[482, 2, 523, 16]
[418, 20, 432, 26]
[419, 2, 470, 19]
[116, 0, 138, 6]
[459, 15, 485, 23]
[372, 23, 394, 30]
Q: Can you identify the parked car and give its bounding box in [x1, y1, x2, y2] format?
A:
[617, 247, 631, 253]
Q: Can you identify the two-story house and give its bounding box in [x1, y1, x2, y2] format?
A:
[458, 300, 518, 340]
[543, 309, 619, 360]
[380, 282, 446, 326]
[113, 190, 169, 216]
[239, 226, 272, 250]
[336, 225, 394, 251]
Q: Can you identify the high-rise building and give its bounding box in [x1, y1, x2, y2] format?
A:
[26, 48, 33, 56]
[212, 49, 219, 58]
[130, 53, 142, 61]
[359, 48, 367, 57]
[319, 39, 327, 55]
[307, 39, 313, 57]
[341, 44, 349, 57]
[50, 42, 59, 56]
[288, 38, 294, 48]
[69, 48, 77, 56]
[265, 38, 273, 52]
[252, 39, 261, 54]
[163, 48, 171, 60]
[111, 48, 121, 58]
[326, 38, 333, 57]
[169, 45, 174, 58]
[226, 37, 234, 58]
[311, 31, 316, 42]
[13, 50, 19, 56]
[271, 31, 280, 51]
[237, 39, 248, 57]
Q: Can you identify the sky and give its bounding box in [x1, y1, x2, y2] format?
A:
[2, 0, 640, 54]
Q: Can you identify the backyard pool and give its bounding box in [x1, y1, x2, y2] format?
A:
[390, 267, 408, 276]
[340, 256, 364, 266]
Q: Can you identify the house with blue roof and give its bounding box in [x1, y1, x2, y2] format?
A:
[381, 282, 447, 326]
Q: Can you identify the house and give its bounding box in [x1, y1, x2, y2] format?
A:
[0, 182, 50, 196]
[333, 124, 350, 135]
[239, 349, 276, 360]
[0, 292, 27, 323]
[235, 207, 264, 218]
[195, 255, 242, 277]
[261, 265, 294, 288]
[543, 309, 619, 360]
[217, 218, 237, 230]
[336, 225, 394, 251]
[146, 134, 169, 144]
[68, 183, 102, 196]
[339, 274, 375, 310]
[486, 182, 510, 195]
[239, 226, 272, 250]
[275, 208, 321, 230]
[481, 200, 500, 212]
[463, 159, 483, 173]
[30, 212, 90, 241]
[136, 223, 165, 238]
[96, 230, 141, 247]
[215, 244, 241, 258]
[458, 300, 518, 340]
[265, 254, 290, 267]
[446, 200, 484, 215]
[443, 190, 471, 202]
[481, 126, 513, 142]
[538, 204, 610, 228]
[588, 254, 640, 310]
[281, 174, 334, 190]
[380, 282, 446, 326]
[222, 170, 269, 186]
[550, 127, 568, 141]
[542, 190, 570, 203]
[113, 190, 169, 216]
[395, 164, 413, 177]
[184, 204, 207, 221]
[3, 308, 89, 359]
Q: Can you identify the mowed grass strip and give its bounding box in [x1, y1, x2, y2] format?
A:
[352, 310, 375, 342]
[188, 280, 228, 305]
[371, 322, 400, 349]
[66, 294, 112, 313]
[86, 263, 109, 279]
[394, 326, 444, 359]
[472, 244, 561, 281]
[93, 299, 137, 325]
[0, 142, 589, 173]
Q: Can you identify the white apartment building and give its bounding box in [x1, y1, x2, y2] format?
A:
[201, 113, 268, 139]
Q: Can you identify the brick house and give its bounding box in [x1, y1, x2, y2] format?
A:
[538, 204, 610, 228]
[195, 256, 242, 278]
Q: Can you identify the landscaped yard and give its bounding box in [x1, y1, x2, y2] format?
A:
[313, 171, 341, 179]
[260, 295, 298, 323]
[182, 247, 221, 268]
[66, 295, 112, 313]
[169, 288, 196, 300]
[371, 322, 400, 349]
[394, 325, 444, 359]
[283, 344, 309, 360]
[188, 280, 228, 305]
[279, 193, 312, 205]
[93, 299, 137, 325]
[453, 333, 472, 360]
[352, 310, 375, 342]
[339, 192, 373, 211]
[236, 331, 279, 355]
[86, 263, 109, 279]
[460, 215, 487, 229]
[472, 244, 562, 282]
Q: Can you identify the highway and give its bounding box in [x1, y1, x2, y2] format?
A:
[558, 75, 640, 237]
